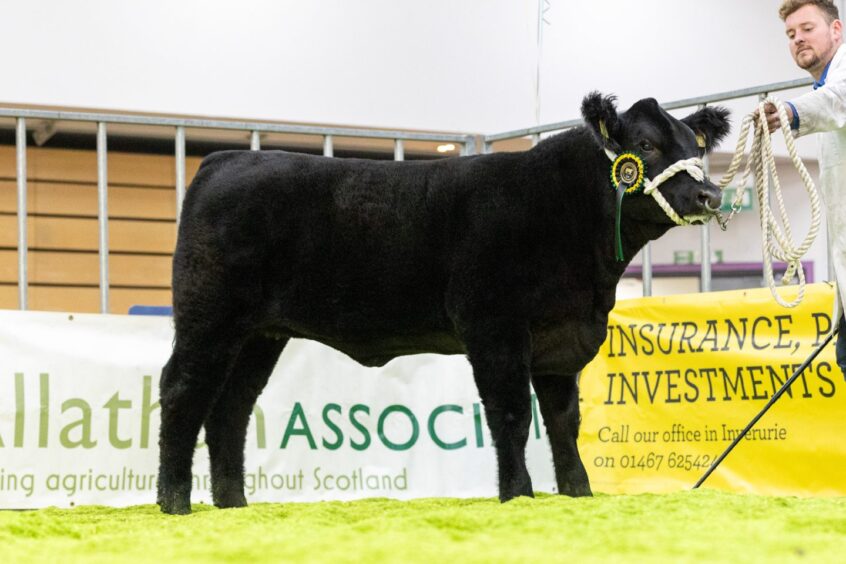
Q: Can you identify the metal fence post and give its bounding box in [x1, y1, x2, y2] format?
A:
[16, 118, 28, 310]
[97, 122, 110, 314]
[642, 243, 653, 297]
[394, 139, 404, 161]
[175, 126, 186, 227]
[828, 228, 836, 281]
[250, 130, 261, 151]
[462, 136, 477, 156]
[324, 135, 334, 157]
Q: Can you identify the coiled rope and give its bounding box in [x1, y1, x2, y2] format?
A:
[712, 96, 823, 308]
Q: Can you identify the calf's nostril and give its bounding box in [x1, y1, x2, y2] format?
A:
[697, 190, 722, 210]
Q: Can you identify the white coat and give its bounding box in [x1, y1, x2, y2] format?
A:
[791, 42, 846, 322]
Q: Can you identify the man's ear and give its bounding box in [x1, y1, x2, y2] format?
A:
[681, 106, 731, 152]
[581, 91, 622, 154]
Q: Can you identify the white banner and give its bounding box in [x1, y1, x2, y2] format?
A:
[0, 310, 556, 508]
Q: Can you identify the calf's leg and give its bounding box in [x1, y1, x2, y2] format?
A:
[465, 323, 534, 502]
[157, 329, 244, 515]
[204, 335, 288, 509]
[531, 372, 592, 496]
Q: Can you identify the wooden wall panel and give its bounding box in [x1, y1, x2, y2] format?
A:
[0, 250, 171, 287]
[0, 284, 172, 314]
[0, 143, 191, 312]
[0, 145, 203, 187]
[0, 215, 176, 253]
[0, 180, 177, 220]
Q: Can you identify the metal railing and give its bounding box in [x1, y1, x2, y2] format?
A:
[4, 77, 816, 313]
[3, 108, 476, 313]
[482, 77, 815, 296]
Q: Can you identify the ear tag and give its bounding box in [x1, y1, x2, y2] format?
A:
[696, 132, 707, 149]
[610, 153, 646, 194]
[599, 119, 610, 141]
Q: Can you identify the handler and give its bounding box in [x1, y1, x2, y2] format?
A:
[765, 0, 846, 378]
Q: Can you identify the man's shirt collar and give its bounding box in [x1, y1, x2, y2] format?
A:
[815, 59, 833, 89]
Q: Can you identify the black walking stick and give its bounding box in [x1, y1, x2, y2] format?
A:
[693, 327, 838, 489]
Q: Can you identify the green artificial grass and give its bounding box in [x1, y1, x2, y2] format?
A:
[2, 491, 845, 563]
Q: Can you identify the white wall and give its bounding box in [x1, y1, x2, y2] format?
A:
[0, 0, 827, 134]
[2, 0, 538, 132]
[539, 1, 804, 123]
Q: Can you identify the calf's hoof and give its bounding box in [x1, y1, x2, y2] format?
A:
[499, 478, 535, 503]
[158, 496, 192, 515]
[213, 491, 248, 509]
[157, 485, 192, 515]
[211, 476, 248, 509]
[499, 491, 535, 503]
[558, 482, 593, 497]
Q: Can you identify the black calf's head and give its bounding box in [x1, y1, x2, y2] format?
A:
[581, 92, 731, 224]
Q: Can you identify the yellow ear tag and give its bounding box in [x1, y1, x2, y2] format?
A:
[696, 132, 707, 149]
[611, 152, 646, 194]
[599, 119, 609, 141]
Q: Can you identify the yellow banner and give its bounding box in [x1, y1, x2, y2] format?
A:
[580, 283, 845, 496]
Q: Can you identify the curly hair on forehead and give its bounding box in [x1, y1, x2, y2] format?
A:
[779, 0, 840, 22]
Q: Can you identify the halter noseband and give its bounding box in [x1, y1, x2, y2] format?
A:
[599, 120, 713, 261]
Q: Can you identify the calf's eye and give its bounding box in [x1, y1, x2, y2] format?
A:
[639, 141, 654, 152]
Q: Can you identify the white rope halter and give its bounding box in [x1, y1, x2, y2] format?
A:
[643, 157, 711, 225]
[603, 149, 711, 226]
[711, 96, 822, 308]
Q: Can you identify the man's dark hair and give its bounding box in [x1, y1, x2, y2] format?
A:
[779, 0, 840, 23]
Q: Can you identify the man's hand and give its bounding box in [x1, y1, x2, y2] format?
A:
[762, 102, 795, 133]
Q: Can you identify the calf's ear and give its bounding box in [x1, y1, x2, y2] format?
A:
[681, 106, 731, 152]
[581, 92, 622, 154]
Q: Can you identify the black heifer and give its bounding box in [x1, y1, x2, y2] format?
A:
[157, 93, 730, 514]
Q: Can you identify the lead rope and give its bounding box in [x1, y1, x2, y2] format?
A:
[712, 96, 823, 308]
